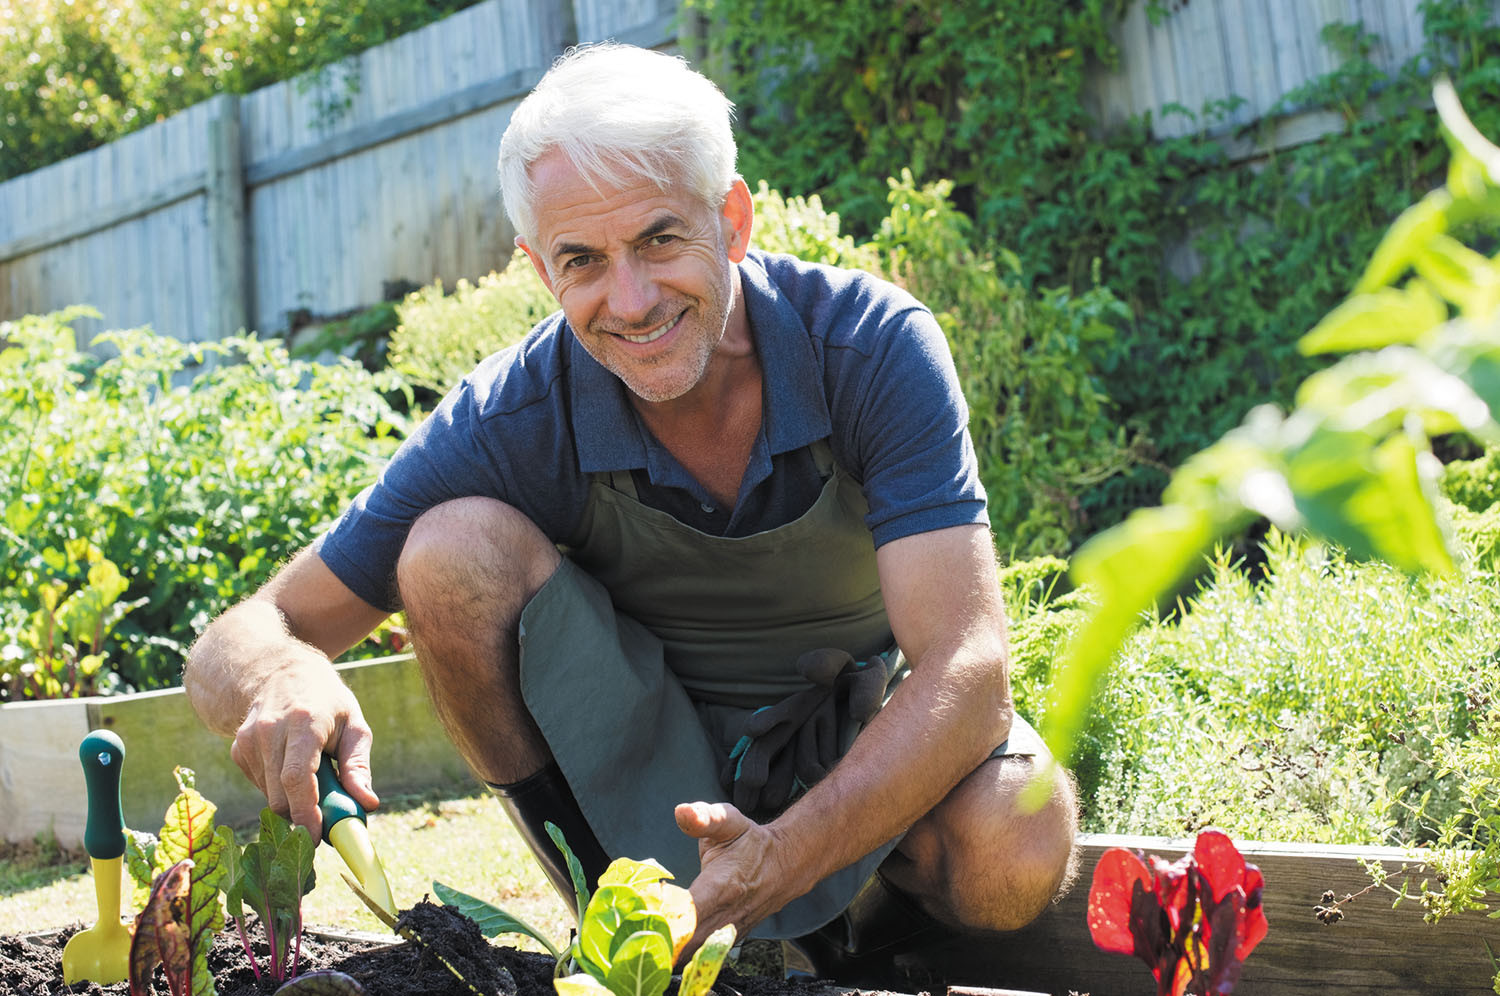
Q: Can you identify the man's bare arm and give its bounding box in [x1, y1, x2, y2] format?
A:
[680, 522, 1011, 939]
[184, 546, 390, 838]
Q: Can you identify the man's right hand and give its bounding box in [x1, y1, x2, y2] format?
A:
[228, 655, 379, 842]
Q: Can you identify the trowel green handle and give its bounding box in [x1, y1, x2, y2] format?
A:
[80, 730, 126, 860]
[316, 753, 366, 844]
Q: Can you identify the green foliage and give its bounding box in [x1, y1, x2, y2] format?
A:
[1071, 532, 1498, 845]
[0, 309, 408, 695]
[222, 809, 319, 984]
[693, 0, 1500, 533]
[1441, 444, 1500, 512]
[1039, 82, 1500, 939]
[436, 827, 735, 996]
[0, 0, 480, 181]
[865, 173, 1143, 553]
[124, 766, 231, 996]
[385, 252, 558, 398]
[1044, 80, 1500, 772]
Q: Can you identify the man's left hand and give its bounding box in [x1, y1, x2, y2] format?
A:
[675, 801, 803, 952]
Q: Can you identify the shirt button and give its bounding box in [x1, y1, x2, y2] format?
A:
[700, 502, 715, 513]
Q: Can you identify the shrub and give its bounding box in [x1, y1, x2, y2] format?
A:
[1078, 530, 1499, 846]
[385, 251, 557, 397]
[0, 308, 409, 696]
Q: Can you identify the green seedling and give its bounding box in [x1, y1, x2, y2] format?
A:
[124, 768, 230, 996]
[221, 808, 318, 985]
[434, 823, 736, 996]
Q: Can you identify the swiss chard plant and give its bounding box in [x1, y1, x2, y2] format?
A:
[220, 808, 319, 985]
[1087, 829, 1268, 996]
[435, 823, 736, 996]
[124, 768, 232, 996]
[123, 771, 363, 996]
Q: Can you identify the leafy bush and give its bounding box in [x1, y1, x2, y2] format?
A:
[1076, 531, 1497, 845]
[389, 179, 1138, 556]
[996, 528, 1500, 851]
[0, 308, 408, 696]
[0, 0, 480, 180]
[385, 251, 558, 397]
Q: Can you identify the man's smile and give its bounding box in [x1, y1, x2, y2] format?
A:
[610, 309, 686, 345]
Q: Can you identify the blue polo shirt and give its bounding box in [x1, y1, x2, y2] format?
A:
[317, 250, 987, 612]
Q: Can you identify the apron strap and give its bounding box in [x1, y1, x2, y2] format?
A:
[604, 468, 639, 499]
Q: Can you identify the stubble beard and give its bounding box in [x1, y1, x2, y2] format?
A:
[595, 275, 733, 405]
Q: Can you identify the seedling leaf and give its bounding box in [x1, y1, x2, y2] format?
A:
[597, 859, 671, 890]
[579, 886, 645, 977]
[272, 971, 367, 995]
[602, 930, 672, 996]
[129, 859, 193, 996]
[679, 924, 737, 996]
[545, 821, 591, 921]
[433, 879, 563, 960]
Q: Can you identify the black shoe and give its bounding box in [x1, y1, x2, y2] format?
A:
[487, 762, 611, 911]
[780, 870, 948, 987]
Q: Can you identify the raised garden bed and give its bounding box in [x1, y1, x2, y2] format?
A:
[0, 654, 469, 846]
[5, 836, 1499, 995]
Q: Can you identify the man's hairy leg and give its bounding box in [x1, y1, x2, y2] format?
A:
[396, 496, 561, 785]
[879, 755, 1080, 933]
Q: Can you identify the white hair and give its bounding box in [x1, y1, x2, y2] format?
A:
[498, 43, 739, 242]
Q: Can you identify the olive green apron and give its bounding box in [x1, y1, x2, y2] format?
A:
[515, 442, 904, 937]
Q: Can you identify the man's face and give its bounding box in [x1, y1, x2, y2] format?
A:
[518, 150, 748, 405]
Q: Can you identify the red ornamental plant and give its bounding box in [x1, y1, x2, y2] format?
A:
[1087, 829, 1269, 996]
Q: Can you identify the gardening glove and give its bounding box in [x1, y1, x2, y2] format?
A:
[721, 649, 898, 816]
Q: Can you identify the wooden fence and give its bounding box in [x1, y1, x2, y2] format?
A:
[0, 0, 677, 346]
[0, 0, 1480, 345]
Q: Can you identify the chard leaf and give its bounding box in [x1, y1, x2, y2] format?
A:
[602, 930, 672, 996]
[609, 912, 671, 963]
[679, 924, 736, 996]
[128, 859, 193, 996]
[432, 880, 563, 960]
[657, 884, 695, 962]
[544, 821, 590, 922]
[578, 885, 645, 979]
[218, 826, 244, 922]
[124, 829, 159, 909]
[597, 859, 671, 890]
[272, 970, 367, 995]
[156, 768, 227, 996]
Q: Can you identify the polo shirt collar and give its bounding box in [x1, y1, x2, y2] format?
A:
[569, 250, 832, 476]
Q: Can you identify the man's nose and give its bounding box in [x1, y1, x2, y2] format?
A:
[605, 256, 659, 324]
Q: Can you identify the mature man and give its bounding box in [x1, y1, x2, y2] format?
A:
[184, 42, 1077, 977]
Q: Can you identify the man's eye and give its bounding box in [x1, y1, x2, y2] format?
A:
[564, 255, 596, 269]
[646, 234, 678, 248]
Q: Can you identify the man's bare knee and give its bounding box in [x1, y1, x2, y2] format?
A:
[397, 497, 559, 614]
[943, 757, 1080, 932]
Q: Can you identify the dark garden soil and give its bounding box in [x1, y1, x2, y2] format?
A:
[0, 901, 855, 996]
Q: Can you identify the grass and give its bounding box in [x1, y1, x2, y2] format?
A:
[0, 786, 572, 948]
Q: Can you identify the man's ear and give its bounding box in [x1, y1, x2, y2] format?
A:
[720, 178, 755, 264]
[516, 236, 557, 296]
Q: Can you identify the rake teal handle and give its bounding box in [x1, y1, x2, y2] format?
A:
[80, 730, 126, 860]
[316, 753, 366, 844]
